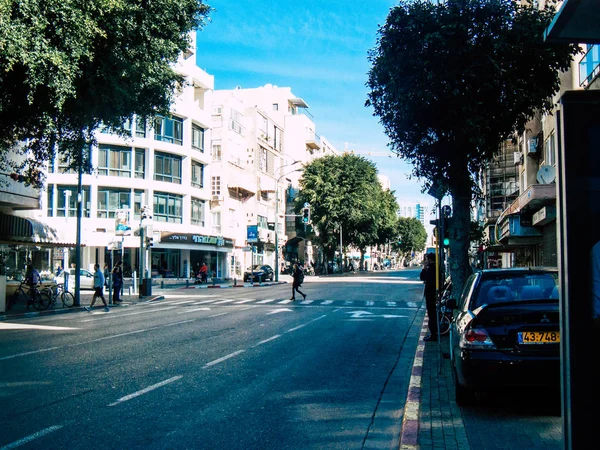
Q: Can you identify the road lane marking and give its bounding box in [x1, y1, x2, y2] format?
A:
[0, 323, 78, 331]
[194, 299, 218, 304]
[177, 307, 211, 314]
[203, 350, 245, 368]
[80, 306, 177, 322]
[299, 300, 313, 305]
[0, 425, 63, 450]
[253, 335, 281, 347]
[167, 300, 197, 305]
[287, 314, 327, 332]
[162, 319, 195, 327]
[234, 299, 255, 304]
[0, 346, 61, 361]
[256, 299, 276, 304]
[267, 308, 292, 315]
[212, 299, 235, 304]
[108, 376, 183, 407]
[320, 300, 333, 305]
[278, 299, 293, 304]
[208, 312, 228, 318]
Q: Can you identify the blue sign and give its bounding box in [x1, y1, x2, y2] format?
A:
[247, 225, 258, 243]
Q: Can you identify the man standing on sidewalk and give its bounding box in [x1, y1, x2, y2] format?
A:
[85, 263, 109, 312]
[420, 253, 437, 341]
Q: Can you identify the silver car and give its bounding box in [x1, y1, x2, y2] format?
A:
[55, 268, 95, 291]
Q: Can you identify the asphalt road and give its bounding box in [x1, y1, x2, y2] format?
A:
[0, 270, 425, 449]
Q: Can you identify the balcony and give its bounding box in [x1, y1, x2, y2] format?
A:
[579, 44, 600, 87]
[306, 128, 321, 150]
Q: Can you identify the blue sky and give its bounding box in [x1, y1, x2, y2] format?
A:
[196, 0, 432, 209]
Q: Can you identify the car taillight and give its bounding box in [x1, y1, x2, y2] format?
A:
[460, 328, 495, 349]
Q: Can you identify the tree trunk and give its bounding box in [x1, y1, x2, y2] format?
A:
[448, 169, 473, 297]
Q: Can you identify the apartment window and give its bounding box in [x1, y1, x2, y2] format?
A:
[211, 211, 221, 234]
[51, 185, 90, 218]
[154, 152, 182, 184]
[154, 192, 183, 223]
[98, 144, 131, 177]
[57, 154, 77, 174]
[191, 124, 205, 151]
[212, 144, 222, 161]
[191, 198, 206, 226]
[135, 116, 146, 138]
[133, 190, 144, 220]
[257, 215, 268, 229]
[273, 126, 282, 151]
[191, 161, 204, 188]
[134, 149, 145, 179]
[257, 146, 274, 175]
[154, 115, 183, 145]
[230, 109, 243, 135]
[544, 133, 556, 167]
[46, 188, 54, 217]
[97, 188, 131, 218]
[272, 103, 279, 111]
[211, 176, 221, 196]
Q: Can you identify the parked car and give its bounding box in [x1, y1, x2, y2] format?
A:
[446, 267, 560, 405]
[55, 268, 95, 291]
[243, 265, 274, 282]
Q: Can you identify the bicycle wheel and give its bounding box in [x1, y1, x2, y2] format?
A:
[61, 291, 75, 307]
[32, 290, 51, 311]
[438, 313, 451, 335]
[9, 287, 27, 310]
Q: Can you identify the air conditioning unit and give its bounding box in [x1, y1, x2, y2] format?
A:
[527, 137, 538, 155]
[513, 151, 523, 165]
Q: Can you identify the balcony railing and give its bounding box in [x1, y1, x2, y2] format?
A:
[579, 44, 600, 87]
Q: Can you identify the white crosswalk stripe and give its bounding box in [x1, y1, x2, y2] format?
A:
[212, 299, 235, 304]
[278, 299, 293, 304]
[320, 300, 333, 305]
[256, 299, 276, 304]
[299, 300, 314, 305]
[234, 299, 255, 304]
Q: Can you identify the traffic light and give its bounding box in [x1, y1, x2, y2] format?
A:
[302, 205, 310, 224]
[442, 217, 452, 248]
[145, 236, 154, 247]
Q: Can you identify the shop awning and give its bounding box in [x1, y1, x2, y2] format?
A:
[544, 0, 600, 44]
[0, 213, 76, 247]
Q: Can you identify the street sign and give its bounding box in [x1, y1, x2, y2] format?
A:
[115, 209, 131, 236]
[247, 225, 258, 243]
[242, 246, 252, 252]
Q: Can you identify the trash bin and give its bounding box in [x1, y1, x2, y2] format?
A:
[140, 278, 152, 297]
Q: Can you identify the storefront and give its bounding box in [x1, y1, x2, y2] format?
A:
[158, 232, 235, 280]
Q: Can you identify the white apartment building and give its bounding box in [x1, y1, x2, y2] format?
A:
[211, 84, 328, 276]
[35, 34, 221, 280]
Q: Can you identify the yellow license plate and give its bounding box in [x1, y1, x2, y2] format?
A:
[518, 331, 560, 344]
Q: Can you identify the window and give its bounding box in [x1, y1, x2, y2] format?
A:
[154, 152, 182, 184]
[273, 126, 282, 151]
[135, 116, 146, 138]
[133, 190, 144, 220]
[544, 132, 556, 166]
[55, 185, 91, 218]
[154, 115, 183, 145]
[153, 192, 183, 223]
[57, 153, 76, 174]
[257, 215, 268, 229]
[211, 211, 221, 235]
[135, 149, 145, 179]
[211, 176, 221, 196]
[46, 187, 54, 217]
[230, 109, 243, 135]
[191, 161, 204, 188]
[191, 198, 205, 226]
[212, 143, 222, 161]
[97, 188, 131, 218]
[257, 146, 274, 175]
[272, 103, 279, 111]
[98, 144, 132, 177]
[191, 124, 205, 151]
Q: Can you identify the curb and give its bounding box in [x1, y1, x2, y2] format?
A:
[399, 316, 428, 449]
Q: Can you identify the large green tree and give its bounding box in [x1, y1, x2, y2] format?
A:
[295, 154, 399, 270]
[393, 216, 427, 264]
[0, 0, 212, 185]
[366, 0, 579, 293]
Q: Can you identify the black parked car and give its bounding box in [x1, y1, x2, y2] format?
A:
[243, 265, 274, 282]
[446, 267, 560, 405]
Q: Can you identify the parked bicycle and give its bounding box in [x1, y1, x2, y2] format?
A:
[7, 281, 52, 311]
[42, 283, 75, 308]
[437, 280, 453, 335]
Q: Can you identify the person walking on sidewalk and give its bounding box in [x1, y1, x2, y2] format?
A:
[112, 261, 123, 304]
[420, 253, 438, 341]
[290, 263, 306, 301]
[85, 263, 109, 312]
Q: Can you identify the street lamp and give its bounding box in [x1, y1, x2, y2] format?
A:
[274, 161, 301, 282]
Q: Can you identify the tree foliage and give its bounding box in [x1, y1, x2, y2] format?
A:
[0, 0, 212, 186]
[393, 216, 427, 262]
[366, 0, 579, 293]
[295, 154, 399, 267]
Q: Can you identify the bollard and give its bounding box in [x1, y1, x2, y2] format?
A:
[186, 279, 189, 288]
[161, 280, 164, 289]
[212, 277, 216, 286]
[128, 286, 132, 295]
[234, 278, 237, 287]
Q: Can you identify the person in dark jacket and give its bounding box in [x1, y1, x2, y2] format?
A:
[112, 261, 124, 304]
[290, 263, 306, 301]
[420, 253, 438, 341]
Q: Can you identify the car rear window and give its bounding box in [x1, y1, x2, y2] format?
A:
[472, 272, 559, 308]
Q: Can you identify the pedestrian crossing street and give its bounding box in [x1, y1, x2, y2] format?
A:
[154, 295, 420, 310]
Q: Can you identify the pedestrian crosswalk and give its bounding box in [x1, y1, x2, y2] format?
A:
[156, 296, 419, 309]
